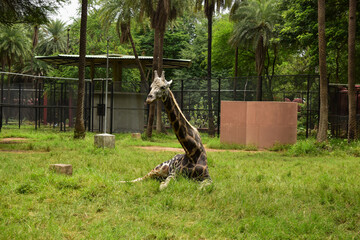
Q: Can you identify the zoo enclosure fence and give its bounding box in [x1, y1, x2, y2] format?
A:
[0, 72, 320, 137]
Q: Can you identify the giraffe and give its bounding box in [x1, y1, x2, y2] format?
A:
[120, 70, 212, 190]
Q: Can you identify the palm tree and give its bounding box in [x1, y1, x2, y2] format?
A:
[98, 0, 148, 93]
[229, 0, 279, 101]
[0, 26, 30, 122]
[347, 0, 357, 141]
[196, 0, 233, 136]
[74, 0, 88, 139]
[316, 0, 328, 142]
[140, 0, 192, 137]
[37, 19, 67, 55]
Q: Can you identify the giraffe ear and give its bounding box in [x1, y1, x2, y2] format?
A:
[166, 80, 172, 87]
[154, 70, 159, 79]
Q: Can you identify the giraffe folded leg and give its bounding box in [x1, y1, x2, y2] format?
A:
[159, 172, 176, 191]
[119, 160, 171, 183]
[199, 178, 213, 190]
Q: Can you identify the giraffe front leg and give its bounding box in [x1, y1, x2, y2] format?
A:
[159, 171, 176, 191]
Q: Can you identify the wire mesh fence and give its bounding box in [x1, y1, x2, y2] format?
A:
[0, 71, 320, 138]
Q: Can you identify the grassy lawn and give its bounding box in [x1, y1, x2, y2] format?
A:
[1, 128, 360, 239]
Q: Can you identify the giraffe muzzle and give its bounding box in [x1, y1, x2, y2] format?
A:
[146, 95, 155, 104]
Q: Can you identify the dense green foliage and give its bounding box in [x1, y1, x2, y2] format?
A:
[1, 129, 360, 239]
[1, 0, 359, 89]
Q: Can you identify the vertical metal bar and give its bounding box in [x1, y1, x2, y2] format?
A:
[91, 81, 94, 132]
[88, 82, 91, 131]
[306, 74, 310, 138]
[84, 81, 88, 130]
[233, 77, 237, 100]
[104, 36, 110, 134]
[100, 80, 104, 132]
[35, 80, 38, 130]
[18, 83, 21, 129]
[217, 78, 221, 137]
[60, 83, 63, 131]
[39, 83, 42, 128]
[64, 83, 67, 132]
[0, 73, 3, 132]
[110, 81, 114, 134]
[53, 82, 56, 128]
[181, 79, 184, 111]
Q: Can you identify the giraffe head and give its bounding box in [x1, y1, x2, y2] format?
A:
[146, 70, 172, 104]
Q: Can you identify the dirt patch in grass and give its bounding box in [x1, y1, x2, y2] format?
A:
[0, 149, 46, 154]
[0, 138, 28, 144]
[136, 146, 259, 153]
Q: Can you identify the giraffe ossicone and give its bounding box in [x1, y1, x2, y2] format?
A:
[120, 70, 212, 190]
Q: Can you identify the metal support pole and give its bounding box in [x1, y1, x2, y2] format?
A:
[64, 83, 67, 132]
[60, 83, 63, 131]
[104, 36, 110, 134]
[18, 83, 21, 128]
[306, 74, 310, 138]
[0, 73, 3, 132]
[35, 80, 38, 130]
[39, 83, 42, 128]
[217, 78, 221, 137]
[88, 82, 92, 131]
[91, 81, 94, 132]
[181, 79, 184, 111]
[110, 81, 114, 134]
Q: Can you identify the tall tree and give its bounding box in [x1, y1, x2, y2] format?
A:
[347, 0, 357, 141]
[0, 26, 30, 123]
[229, 0, 279, 101]
[0, 0, 64, 25]
[99, 0, 148, 93]
[141, 0, 191, 137]
[317, 0, 328, 142]
[74, 0, 88, 139]
[196, 0, 233, 136]
[37, 19, 68, 55]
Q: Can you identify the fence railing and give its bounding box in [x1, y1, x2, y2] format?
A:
[0, 72, 320, 138]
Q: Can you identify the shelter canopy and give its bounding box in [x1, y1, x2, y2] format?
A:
[36, 54, 191, 69]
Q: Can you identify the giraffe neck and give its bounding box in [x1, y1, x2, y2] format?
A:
[162, 90, 205, 161]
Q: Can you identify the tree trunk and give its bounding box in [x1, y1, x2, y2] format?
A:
[74, 0, 88, 139]
[146, 25, 161, 138]
[255, 37, 265, 101]
[156, 28, 166, 133]
[207, 8, 215, 137]
[347, 0, 357, 141]
[128, 31, 147, 93]
[234, 47, 238, 100]
[316, 0, 328, 142]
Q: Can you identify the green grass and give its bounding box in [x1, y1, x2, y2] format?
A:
[1, 129, 360, 239]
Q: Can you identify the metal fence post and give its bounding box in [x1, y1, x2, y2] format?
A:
[110, 81, 114, 134]
[18, 83, 21, 129]
[35, 80, 38, 130]
[217, 78, 221, 137]
[181, 79, 184, 111]
[306, 74, 310, 138]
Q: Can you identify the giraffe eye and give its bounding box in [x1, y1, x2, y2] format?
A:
[160, 86, 165, 90]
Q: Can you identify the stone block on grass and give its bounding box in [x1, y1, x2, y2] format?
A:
[94, 133, 115, 148]
[131, 133, 142, 139]
[49, 164, 73, 176]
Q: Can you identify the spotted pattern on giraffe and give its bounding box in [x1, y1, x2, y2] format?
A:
[120, 71, 212, 189]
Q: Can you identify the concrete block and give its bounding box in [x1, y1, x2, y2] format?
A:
[131, 133, 142, 139]
[94, 133, 115, 148]
[49, 164, 73, 176]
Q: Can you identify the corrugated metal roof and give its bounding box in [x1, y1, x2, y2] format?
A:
[35, 54, 191, 68]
